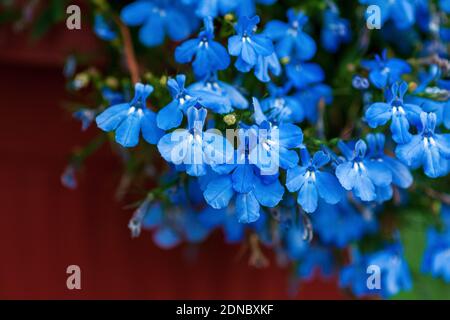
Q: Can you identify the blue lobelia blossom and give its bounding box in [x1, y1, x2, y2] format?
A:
[285, 61, 325, 90]
[422, 226, 450, 283]
[175, 17, 230, 79]
[187, 73, 248, 112]
[93, 14, 117, 41]
[366, 133, 413, 202]
[120, 0, 193, 47]
[314, 198, 378, 248]
[260, 83, 304, 124]
[61, 165, 78, 190]
[158, 106, 233, 176]
[361, 50, 411, 89]
[296, 245, 335, 280]
[95, 83, 164, 147]
[359, 0, 417, 30]
[157, 74, 230, 129]
[440, 0, 450, 13]
[294, 83, 333, 123]
[264, 9, 316, 61]
[352, 75, 370, 90]
[253, 52, 281, 83]
[286, 149, 344, 213]
[336, 139, 392, 202]
[183, 0, 237, 18]
[73, 108, 96, 131]
[228, 16, 275, 77]
[396, 112, 450, 178]
[320, 8, 351, 53]
[234, 0, 276, 17]
[249, 98, 304, 175]
[202, 127, 285, 223]
[365, 82, 422, 144]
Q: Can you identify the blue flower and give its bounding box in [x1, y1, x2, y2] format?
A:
[360, 0, 416, 30]
[95, 83, 164, 147]
[285, 61, 325, 90]
[320, 8, 351, 53]
[260, 84, 304, 123]
[336, 139, 392, 202]
[73, 108, 95, 131]
[254, 52, 281, 83]
[361, 50, 411, 88]
[187, 73, 248, 112]
[202, 127, 285, 223]
[61, 165, 77, 190]
[228, 16, 274, 72]
[296, 245, 334, 280]
[294, 84, 333, 123]
[314, 198, 378, 248]
[120, 0, 193, 47]
[93, 14, 117, 41]
[234, 0, 276, 17]
[158, 106, 233, 176]
[422, 227, 450, 282]
[352, 75, 370, 90]
[249, 98, 303, 175]
[365, 82, 421, 144]
[366, 133, 413, 202]
[286, 149, 344, 213]
[396, 112, 450, 178]
[190, 0, 237, 18]
[157, 74, 230, 129]
[264, 9, 316, 61]
[175, 17, 230, 79]
[440, 0, 450, 13]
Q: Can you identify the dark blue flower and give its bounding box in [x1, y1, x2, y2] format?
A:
[314, 198, 378, 248]
[336, 139, 392, 202]
[228, 16, 274, 72]
[360, 0, 416, 30]
[234, 0, 276, 17]
[286, 149, 344, 213]
[189, 0, 237, 18]
[320, 8, 351, 53]
[396, 112, 450, 178]
[294, 84, 333, 123]
[285, 61, 325, 90]
[158, 106, 234, 176]
[352, 75, 370, 90]
[440, 0, 450, 13]
[120, 0, 193, 47]
[365, 82, 422, 144]
[175, 17, 230, 79]
[264, 9, 316, 61]
[422, 227, 450, 283]
[93, 14, 117, 41]
[296, 245, 334, 280]
[260, 84, 304, 123]
[73, 108, 95, 131]
[361, 50, 411, 88]
[95, 83, 164, 147]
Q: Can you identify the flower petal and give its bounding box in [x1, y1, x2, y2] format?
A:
[204, 176, 235, 209]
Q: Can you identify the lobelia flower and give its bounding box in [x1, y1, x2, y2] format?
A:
[336, 139, 392, 202]
[352, 75, 370, 90]
[93, 14, 117, 41]
[440, 0, 450, 13]
[359, 0, 417, 30]
[314, 198, 378, 248]
[158, 106, 233, 176]
[296, 245, 335, 280]
[366, 133, 413, 202]
[156, 74, 230, 130]
[61, 165, 78, 190]
[228, 16, 274, 74]
[248, 98, 303, 175]
[361, 50, 411, 89]
[234, 0, 276, 17]
[264, 9, 316, 61]
[396, 112, 450, 178]
[422, 227, 450, 283]
[260, 83, 304, 124]
[202, 127, 285, 223]
[120, 0, 193, 47]
[73, 108, 95, 131]
[253, 52, 281, 83]
[365, 81, 421, 144]
[294, 83, 333, 123]
[175, 17, 230, 79]
[187, 73, 248, 112]
[286, 149, 344, 213]
[95, 83, 164, 148]
[184, 0, 237, 18]
[285, 60, 325, 90]
[320, 8, 351, 53]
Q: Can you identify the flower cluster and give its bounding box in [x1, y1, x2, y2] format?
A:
[63, 0, 450, 299]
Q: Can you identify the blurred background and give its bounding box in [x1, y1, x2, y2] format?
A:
[0, 9, 345, 299]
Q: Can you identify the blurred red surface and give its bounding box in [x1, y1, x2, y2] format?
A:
[0, 23, 346, 300]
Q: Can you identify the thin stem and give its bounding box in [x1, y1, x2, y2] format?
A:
[113, 15, 140, 83]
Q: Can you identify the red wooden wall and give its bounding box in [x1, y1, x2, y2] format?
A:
[0, 21, 345, 300]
